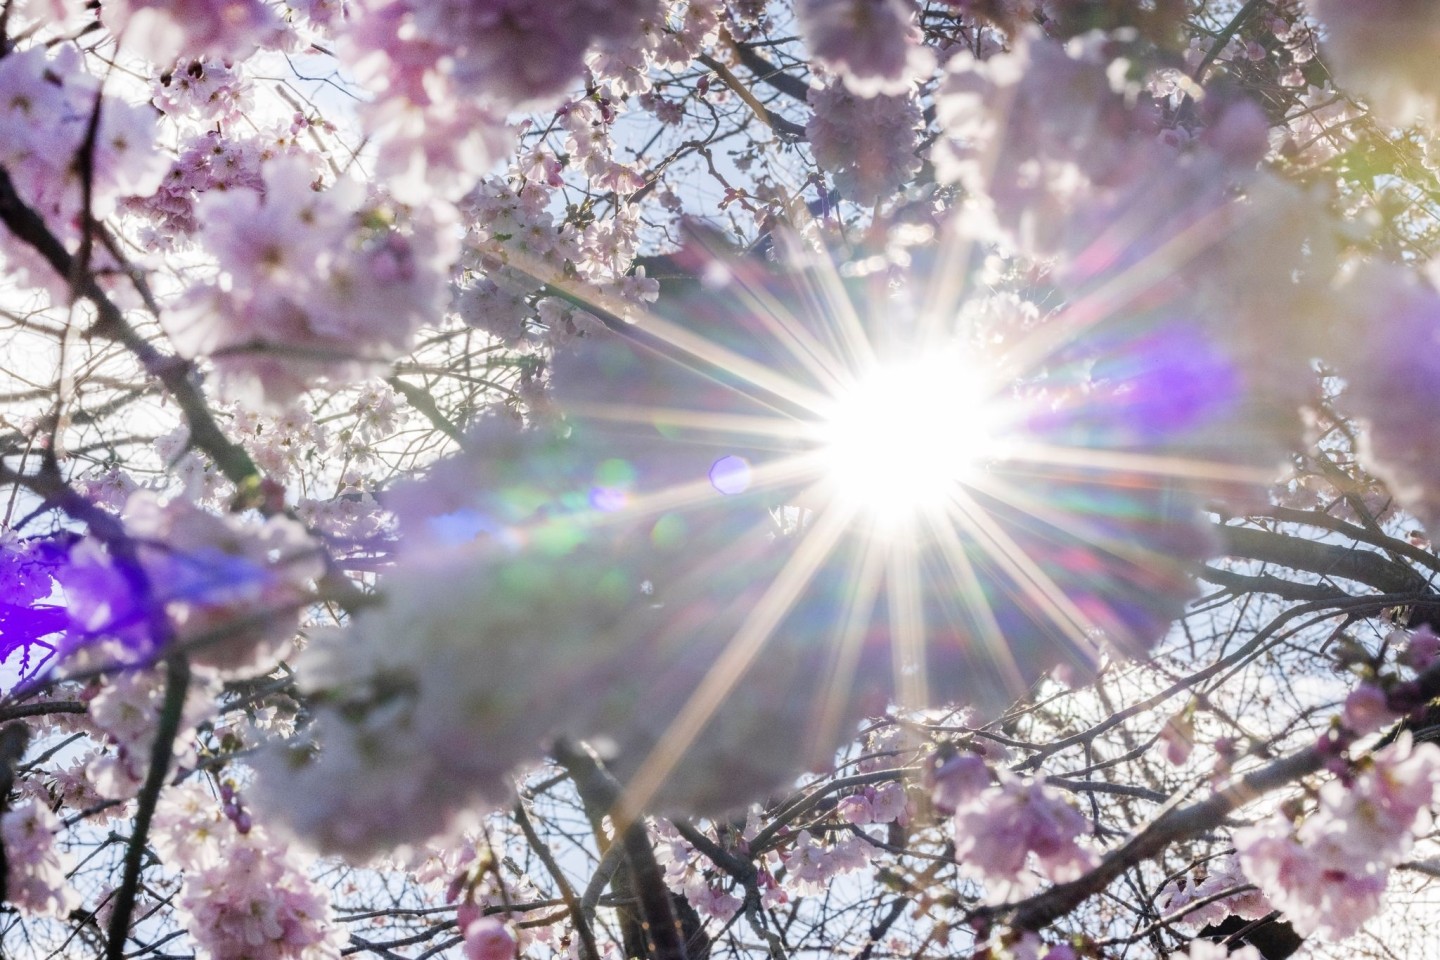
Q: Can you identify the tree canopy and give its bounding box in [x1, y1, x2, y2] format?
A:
[3, 2, 1440, 960]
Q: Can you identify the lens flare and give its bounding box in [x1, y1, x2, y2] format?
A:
[819, 352, 998, 522]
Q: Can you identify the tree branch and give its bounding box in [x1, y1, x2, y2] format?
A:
[105, 655, 191, 960]
[0, 164, 260, 490]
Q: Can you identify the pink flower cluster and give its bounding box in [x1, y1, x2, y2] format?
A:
[836, 781, 909, 826]
[2, 800, 78, 917]
[796, 0, 934, 97]
[340, 0, 660, 200]
[653, 820, 751, 919]
[1159, 855, 1273, 929]
[123, 131, 270, 249]
[104, 0, 282, 64]
[166, 157, 455, 406]
[152, 58, 255, 127]
[952, 773, 1095, 902]
[781, 828, 872, 894]
[59, 491, 323, 673]
[1237, 734, 1440, 941]
[462, 916, 517, 960]
[0, 45, 167, 295]
[806, 82, 923, 204]
[79, 652, 219, 798]
[247, 540, 645, 858]
[454, 173, 658, 346]
[154, 783, 344, 960]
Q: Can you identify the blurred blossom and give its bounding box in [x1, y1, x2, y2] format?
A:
[56, 493, 323, 674]
[952, 773, 1095, 902]
[796, 0, 935, 97]
[807, 82, 923, 204]
[1333, 263, 1440, 534]
[1310, 0, 1440, 125]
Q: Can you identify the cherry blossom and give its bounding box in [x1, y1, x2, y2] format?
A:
[2, 801, 78, 917]
[1309, 0, 1440, 124]
[952, 773, 1095, 901]
[796, 0, 935, 97]
[58, 492, 323, 672]
[1237, 735, 1440, 941]
[806, 82, 923, 204]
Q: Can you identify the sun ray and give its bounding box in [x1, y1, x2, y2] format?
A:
[709, 257, 857, 396]
[995, 198, 1256, 383]
[916, 64, 1026, 348]
[885, 521, 930, 714]
[917, 223, 977, 351]
[617, 311, 839, 414]
[574, 451, 829, 530]
[677, 225, 862, 394]
[503, 249, 839, 415]
[805, 521, 887, 762]
[614, 487, 858, 822]
[776, 228, 880, 377]
[567, 402, 819, 447]
[965, 468, 1188, 574]
[921, 501, 1032, 697]
[1003, 440, 1276, 486]
[943, 486, 1104, 659]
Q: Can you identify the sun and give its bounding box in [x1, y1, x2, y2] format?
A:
[817, 350, 1001, 524]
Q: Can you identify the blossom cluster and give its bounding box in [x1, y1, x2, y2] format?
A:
[0, 44, 167, 295]
[2, 801, 77, 917]
[153, 782, 344, 960]
[1237, 735, 1440, 941]
[796, 0, 934, 97]
[806, 83, 923, 205]
[58, 492, 322, 672]
[165, 157, 456, 406]
[952, 773, 1095, 902]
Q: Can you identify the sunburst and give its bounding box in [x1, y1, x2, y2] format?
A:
[410, 217, 1277, 821]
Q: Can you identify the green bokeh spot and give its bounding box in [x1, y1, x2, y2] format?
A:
[650, 513, 688, 550]
[532, 519, 586, 556]
[595, 458, 638, 488]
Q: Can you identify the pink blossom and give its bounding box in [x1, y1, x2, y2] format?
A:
[797, 0, 935, 97]
[104, 0, 282, 63]
[928, 753, 990, 814]
[1160, 710, 1196, 766]
[837, 794, 873, 825]
[153, 783, 343, 959]
[153, 58, 255, 126]
[59, 492, 324, 673]
[1401, 624, 1440, 672]
[806, 82, 923, 204]
[780, 829, 873, 895]
[463, 917, 517, 960]
[1343, 682, 1399, 736]
[168, 157, 455, 406]
[1313, 734, 1440, 865]
[868, 781, 908, 825]
[953, 774, 1096, 901]
[2, 801, 78, 916]
[1161, 855, 1272, 928]
[1237, 819, 1386, 942]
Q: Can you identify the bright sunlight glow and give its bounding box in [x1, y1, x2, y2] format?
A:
[819, 352, 999, 522]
